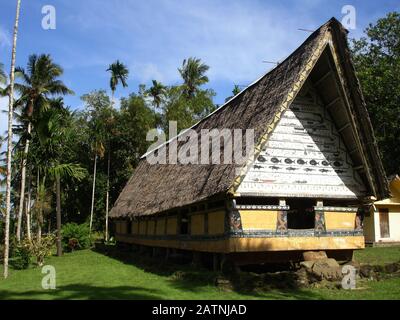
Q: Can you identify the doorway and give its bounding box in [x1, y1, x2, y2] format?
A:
[379, 209, 390, 238]
[286, 198, 315, 230]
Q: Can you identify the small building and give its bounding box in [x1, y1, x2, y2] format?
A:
[110, 18, 389, 266]
[364, 176, 400, 244]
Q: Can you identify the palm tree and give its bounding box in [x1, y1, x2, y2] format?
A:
[225, 85, 242, 102]
[147, 80, 166, 111]
[14, 54, 73, 243]
[178, 57, 209, 98]
[106, 60, 129, 106]
[103, 61, 128, 240]
[4, 0, 22, 279]
[89, 139, 105, 234]
[36, 104, 86, 256]
[232, 85, 241, 96]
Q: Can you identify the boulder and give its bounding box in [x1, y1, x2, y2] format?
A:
[311, 258, 342, 281]
[303, 251, 328, 261]
[300, 260, 315, 270]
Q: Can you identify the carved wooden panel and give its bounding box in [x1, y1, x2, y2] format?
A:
[237, 97, 366, 198]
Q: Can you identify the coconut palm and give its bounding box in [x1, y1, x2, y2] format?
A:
[178, 57, 209, 98]
[147, 80, 166, 111]
[103, 61, 128, 240]
[13, 54, 73, 243]
[4, 0, 22, 279]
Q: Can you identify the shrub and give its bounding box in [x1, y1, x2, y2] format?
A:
[62, 223, 91, 252]
[10, 244, 31, 270]
[24, 235, 56, 267]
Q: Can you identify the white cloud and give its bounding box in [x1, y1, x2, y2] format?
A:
[62, 0, 319, 86]
[0, 27, 11, 48]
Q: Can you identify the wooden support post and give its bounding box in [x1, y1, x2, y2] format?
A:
[213, 253, 219, 272]
[165, 248, 170, 261]
[192, 251, 202, 267]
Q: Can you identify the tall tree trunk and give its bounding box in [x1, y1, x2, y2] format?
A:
[105, 90, 115, 241]
[56, 175, 62, 256]
[89, 154, 97, 233]
[37, 170, 42, 243]
[16, 121, 31, 243]
[105, 150, 110, 241]
[4, 0, 21, 279]
[25, 172, 32, 241]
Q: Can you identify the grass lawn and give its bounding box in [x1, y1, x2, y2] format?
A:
[0, 247, 400, 300]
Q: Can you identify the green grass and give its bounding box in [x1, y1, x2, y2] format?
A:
[0, 247, 400, 300]
[354, 246, 400, 265]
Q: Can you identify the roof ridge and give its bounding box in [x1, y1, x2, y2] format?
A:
[140, 19, 335, 160]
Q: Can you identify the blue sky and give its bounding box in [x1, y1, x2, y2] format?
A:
[0, 0, 399, 139]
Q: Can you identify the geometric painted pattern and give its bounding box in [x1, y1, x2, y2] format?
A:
[237, 96, 366, 199]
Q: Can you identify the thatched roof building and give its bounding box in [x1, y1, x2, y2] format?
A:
[110, 17, 389, 220]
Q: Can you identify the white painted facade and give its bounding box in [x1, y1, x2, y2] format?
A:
[237, 96, 366, 199]
[364, 176, 400, 243]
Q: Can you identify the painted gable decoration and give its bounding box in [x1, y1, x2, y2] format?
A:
[237, 95, 366, 199]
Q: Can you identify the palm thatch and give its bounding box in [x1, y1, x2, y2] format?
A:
[110, 18, 389, 219]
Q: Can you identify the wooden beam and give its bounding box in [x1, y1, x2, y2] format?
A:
[348, 147, 359, 154]
[326, 97, 341, 109]
[338, 123, 352, 133]
[313, 70, 332, 87]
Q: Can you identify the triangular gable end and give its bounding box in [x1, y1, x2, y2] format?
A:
[233, 26, 378, 200]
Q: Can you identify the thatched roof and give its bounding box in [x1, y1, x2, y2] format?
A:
[110, 17, 389, 219]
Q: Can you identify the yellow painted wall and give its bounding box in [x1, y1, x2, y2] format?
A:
[132, 221, 139, 235]
[240, 210, 278, 230]
[166, 217, 177, 235]
[325, 212, 355, 230]
[148, 220, 155, 236]
[115, 234, 364, 253]
[191, 214, 205, 235]
[208, 211, 225, 235]
[156, 218, 165, 235]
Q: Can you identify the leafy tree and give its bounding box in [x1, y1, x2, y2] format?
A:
[351, 12, 400, 175]
[81, 91, 114, 233]
[161, 85, 216, 134]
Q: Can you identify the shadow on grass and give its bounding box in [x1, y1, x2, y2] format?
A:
[0, 284, 163, 300]
[93, 246, 325, 300]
